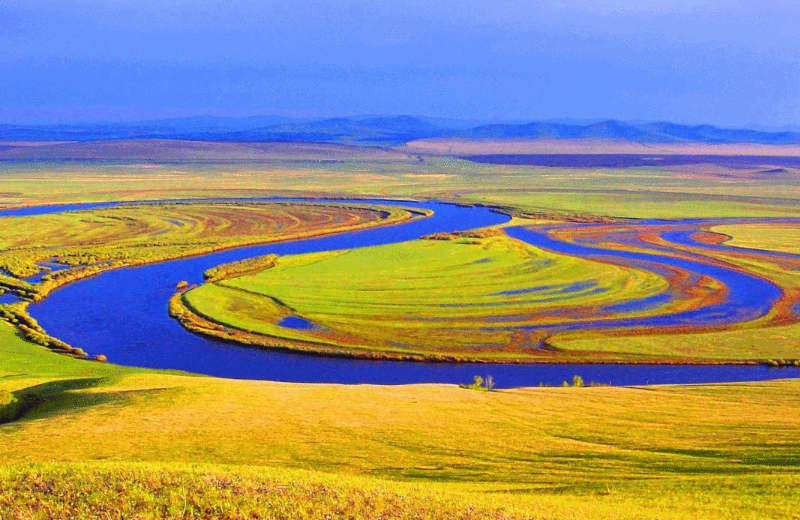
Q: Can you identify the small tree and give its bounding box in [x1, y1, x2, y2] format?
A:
[572, 375, 584, 387]
[460, 375, 497, 391]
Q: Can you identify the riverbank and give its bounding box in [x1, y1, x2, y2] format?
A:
[2, 334, 799, 519]
[18, 199, 799, 385]
[170, 214, 800, 366]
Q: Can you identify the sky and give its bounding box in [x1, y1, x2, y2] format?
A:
[1, 0, 798, 127]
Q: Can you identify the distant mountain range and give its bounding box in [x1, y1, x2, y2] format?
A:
[2, 115, 800, 145]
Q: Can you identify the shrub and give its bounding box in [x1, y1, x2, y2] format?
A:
[572, 375, 584, 387]
[459, 375, 495, 391]
[0, 390, 19, 423]
[0, 390, 15, 407]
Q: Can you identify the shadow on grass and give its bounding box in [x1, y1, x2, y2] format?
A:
[0, 378, 116, 425]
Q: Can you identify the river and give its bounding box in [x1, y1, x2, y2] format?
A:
[5, 198, 797, 388]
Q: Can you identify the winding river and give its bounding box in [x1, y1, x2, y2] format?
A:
[6, 198, 799, 388]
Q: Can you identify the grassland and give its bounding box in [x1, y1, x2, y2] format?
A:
[2, 323, 800, 519]
[2, 140, 800, 517]
[0, 201, 418, 302]
[711, 222, 800, 255]
[174, 216, 800, 362]
[176, 231, 676, 361]
[2, 144, 800, 220]
[0, 327, 800, 519]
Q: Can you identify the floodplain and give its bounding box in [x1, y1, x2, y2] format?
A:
[0, 200, 420, 302]
[1, 138, 800, 518]
[176, 214, 800, 363]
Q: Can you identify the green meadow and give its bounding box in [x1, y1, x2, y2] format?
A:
[179, 232, 672, 360]
[1, 144, 800, 517]
[2, 324, 800, 519]
[712, 223, 800, 255]
[176, 218, 800, 363]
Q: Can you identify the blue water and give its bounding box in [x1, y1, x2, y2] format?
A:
[603, 293, 673, 314]
[279, 316, 318, 330]
[503, 226, 783, 333]
[0, 293, 19, 304]
[0, 202, 124, 217]
[493, 281, 598, 297]
[25, 261, 72, 284]
[2, 198, 797, 388]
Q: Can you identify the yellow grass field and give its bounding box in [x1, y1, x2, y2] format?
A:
[2, 320, 799, 519]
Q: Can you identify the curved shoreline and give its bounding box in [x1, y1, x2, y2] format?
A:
[170, 220, 797, 365]
[169, 290, 793, 366]
[17, 198, 800, 387]
[0, 200, 431, 358]
[0, 200, 430, 302]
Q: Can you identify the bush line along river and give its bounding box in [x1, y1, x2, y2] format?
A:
[5, 198, 798, 388]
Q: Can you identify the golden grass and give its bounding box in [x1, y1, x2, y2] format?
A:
[712, 222, 800, 255]
[2, 461, 799, 519]
[3, 368, 800, 484]
[1, 345, 799, 519]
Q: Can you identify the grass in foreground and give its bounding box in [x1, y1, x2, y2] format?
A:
[2, 368, 800, 516]
[2, 462, 799, 520]
[2, 288, 800, 519]
[6, 370, 800, 485]
[0, 322, 145, 380]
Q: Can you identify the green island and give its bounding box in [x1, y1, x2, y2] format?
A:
[174, 231, 672, 361]
[1, 138, 800, 518]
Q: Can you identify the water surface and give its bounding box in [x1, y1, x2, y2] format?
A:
[8, 198, 798, 388]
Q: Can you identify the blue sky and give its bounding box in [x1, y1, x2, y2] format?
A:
[1, 0, 798, 127]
